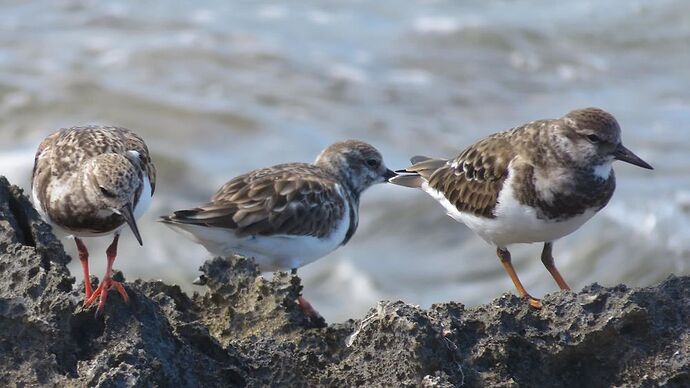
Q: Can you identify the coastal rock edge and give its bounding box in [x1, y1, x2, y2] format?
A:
[1, 176, 688, 387]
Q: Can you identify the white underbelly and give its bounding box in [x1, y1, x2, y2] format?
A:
[421, 181, 598, 248]
[165, 202, 351, 271]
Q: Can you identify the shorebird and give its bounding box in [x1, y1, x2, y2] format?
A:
[390, 108, 653, 308]
[160, 140, 395, 318]
[32, 126, 155, 315]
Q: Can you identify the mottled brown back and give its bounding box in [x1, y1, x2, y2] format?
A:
[397, 130, 517, 218]
[163, 163, 351, 239]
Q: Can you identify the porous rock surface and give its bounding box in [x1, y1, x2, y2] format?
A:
[0, 175, 688, 387]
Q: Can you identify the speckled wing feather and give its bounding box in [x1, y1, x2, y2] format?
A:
[164, 163, 347, 238]
[400, 131, 517, 218]
[31, 131, 61, 192]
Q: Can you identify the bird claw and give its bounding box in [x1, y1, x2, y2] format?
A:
[525, 296, 543, 309]
[112, 281, 130, 303]
[297, 296, 319, 317]
[83, 278, 129, 316]
[298, 296, 326, 327]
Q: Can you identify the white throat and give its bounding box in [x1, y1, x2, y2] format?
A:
[592, 161, 613, 180]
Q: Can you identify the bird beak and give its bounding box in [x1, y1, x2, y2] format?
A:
[613, 144, 653, 170]
[383, 168, 397, 182]
[120, 203, 143, 245]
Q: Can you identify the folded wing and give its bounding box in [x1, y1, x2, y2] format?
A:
[161, 165, 346, 238]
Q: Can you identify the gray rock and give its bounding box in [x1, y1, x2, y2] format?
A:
[1, 175, 689, 387]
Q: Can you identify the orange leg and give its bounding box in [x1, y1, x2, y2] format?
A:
[496, 248, 542, 309]
[74, 237, 93, 300]
[541, 242, 571, 290]
[84, 234, 129, 316]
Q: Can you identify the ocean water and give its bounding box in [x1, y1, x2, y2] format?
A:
[1, 0, 688, 321]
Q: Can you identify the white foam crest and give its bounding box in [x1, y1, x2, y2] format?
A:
[301, 258, 381, 321]
[1, 91, 31, 111]
[387, 69, 433, 86]
[604, 197, 690, 254]
[191, 9, 215, 24]
[324, 259, 378, 304]
[412, 15, 484, 34]
[0, 148, 34, 189]
[257, 5, 288, 20]
[413, 16, 461, 34]
[306, 10, 334, 25]
[509, 51, 542, 71]
[329, 64, 368, 83]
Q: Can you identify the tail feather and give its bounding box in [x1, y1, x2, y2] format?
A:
[388, 174, 424, 188]
[410, 155, 432, 164]
[159, 204, 240, 231]
[158, 208, 208, 225]
[159, 215, 174, 224]
[405, 158, 447, 174]
[390, 155, 447, 188]
[174, 206, 235, 220]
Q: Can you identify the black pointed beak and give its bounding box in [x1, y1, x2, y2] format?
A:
[120, 203, 143, 246]
[383, 168, 397, 181]
[614, 144, 653, 170]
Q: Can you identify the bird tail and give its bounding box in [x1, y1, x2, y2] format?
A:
[158, 209, 206, 225]
[159, 204, 239, 229]
[389, 155, 447, 188]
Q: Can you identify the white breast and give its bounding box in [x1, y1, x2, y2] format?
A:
[592, 161, 613, 180]
[421, 166, 599, 249]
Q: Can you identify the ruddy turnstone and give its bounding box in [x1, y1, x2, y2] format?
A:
[390, 108, 653, 308]
[160, 140, 395, 317]
[32, 126, 156, 315]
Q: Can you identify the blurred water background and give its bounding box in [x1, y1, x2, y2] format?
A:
[1, 0, 688, 321]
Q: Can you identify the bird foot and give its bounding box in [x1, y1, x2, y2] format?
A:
[297, 295, 320, 317]
[524, 295, 542, 309]
[298, 296, 326, 327]
[84, 278, 129, 316]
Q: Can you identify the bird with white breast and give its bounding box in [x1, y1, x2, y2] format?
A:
[160, 140, 396, 318]
[32, 126, 156, 315]
[391, 108, 653, 308]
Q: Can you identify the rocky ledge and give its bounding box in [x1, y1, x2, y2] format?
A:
[0, 175, 689, 387]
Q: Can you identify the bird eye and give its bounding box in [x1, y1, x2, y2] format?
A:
[366, 159, 380, 168]
[586, 134, 601, 143]
[100, 186, 116, 198]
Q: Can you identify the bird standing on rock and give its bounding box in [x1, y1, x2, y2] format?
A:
[32, 126, 156, 315]
[390, 108, 653, 308]
[160, 140, 395, 319]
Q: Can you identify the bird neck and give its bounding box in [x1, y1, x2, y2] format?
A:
[315, 158, 363, 199]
